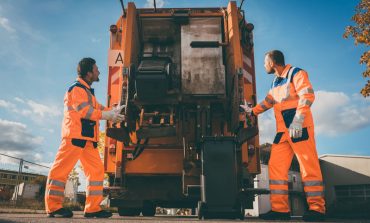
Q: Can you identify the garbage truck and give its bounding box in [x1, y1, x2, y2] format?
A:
[103, 1, 263, 219]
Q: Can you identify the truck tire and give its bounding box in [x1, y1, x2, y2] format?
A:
[238, 203, 245, 220]
[142, 201, 156, 217]
[197, 201, 207, 220]
[118, 207, 141, 216]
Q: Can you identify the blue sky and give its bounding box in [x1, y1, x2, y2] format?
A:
[0, 0, 369, 179]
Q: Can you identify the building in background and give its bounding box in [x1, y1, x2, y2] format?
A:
[65, 178, 79, 203]
[0, 169, 45, 202]
[0, 169, 43, 188]
[247, 147, 370, 219]
[320, 154, 370, 218]
[1, 168, 78, 202]
[11, 182, 41, 200]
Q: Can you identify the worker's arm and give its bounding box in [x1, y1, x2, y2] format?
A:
[96, 102, 110, 112]
[292, 69, 315, 122]
[70, 87, 102, 121]
[288, 69, 315, 138]
[251, 90, 274, 116]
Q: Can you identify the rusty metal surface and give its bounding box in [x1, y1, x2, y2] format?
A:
[141, 18, 178, 43]
[181, 18, 225, 95]
[140, 18, 182, 89]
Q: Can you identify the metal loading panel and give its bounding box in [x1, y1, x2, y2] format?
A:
[181, 18, 225, 95]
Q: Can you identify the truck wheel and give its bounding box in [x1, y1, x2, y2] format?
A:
[238, 202, 245, 220]
[197, 201, 207, 220]
[142, 201, 156, 216]
[118, 207, 141, 216]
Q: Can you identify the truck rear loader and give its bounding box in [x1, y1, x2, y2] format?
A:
[104, 1, 263, 219]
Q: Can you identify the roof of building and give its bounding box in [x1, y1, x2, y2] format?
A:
[0, 168, 46, 176]
[319, 154, 370, 159]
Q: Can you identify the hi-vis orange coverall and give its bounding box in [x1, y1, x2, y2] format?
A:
[252, 65, 325, 214]
[45, 78, 109, 214]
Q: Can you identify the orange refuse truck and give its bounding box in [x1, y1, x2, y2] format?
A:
[104, 1, 263, 219]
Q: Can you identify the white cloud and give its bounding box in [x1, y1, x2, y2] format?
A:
[258, 110, 276, 144]
[0, 5, 48, 69]
[145, 0, 165, 8]
[18, 20, 46, 42]
[0, 99, 15, 109]
[312, 90, 370, 136]
[0, 119, 48, 174]
[255, 90, 370, 143]
[1, 97, 62, 120]
[14, 97, 25, 103]
[0, 119, 43, 154]
[23, 159, 51, 176]
[42, 128, 55, 133]
[18, 109, 32, 116]
[0, 118, 26, 129]
[34, 153, 43, 162]
[26, 100, 61, 118]
[0, 16, 15, 33]
[91, 37, 101, 43]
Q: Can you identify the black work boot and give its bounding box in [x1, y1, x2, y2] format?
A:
[47, 208, 73, 218]
[303, 210, 325, 222]
[84, 210, 113, 218]
[259, 210, 291, 220]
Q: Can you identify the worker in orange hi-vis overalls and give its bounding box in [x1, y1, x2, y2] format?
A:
[45, 58, 125, 218]
[241, 50, 325, 222]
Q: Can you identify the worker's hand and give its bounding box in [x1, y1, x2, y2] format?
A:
[113, 104, 125, 114]
[111, 112, 125, 123]
[289, 120, 303, 139]
[240, 104, 253, 115]
[102, 108, 125, 123]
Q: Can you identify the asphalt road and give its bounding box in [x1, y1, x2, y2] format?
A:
[0, 212, 369, 223]
[1, 213, 254, 223]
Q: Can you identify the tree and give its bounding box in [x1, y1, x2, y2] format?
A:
[68, 167, 80, 187]
[97, 132, 106, 158]
[344, 0, 370, 97]
[98, 132, 110, 187]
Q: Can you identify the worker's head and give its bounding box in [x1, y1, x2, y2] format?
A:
[77, 57, 100, 84]
[264, 50, 285, 74]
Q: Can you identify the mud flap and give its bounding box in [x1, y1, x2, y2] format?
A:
[106, 127, 130, 145]
[236, 126, 258, 144]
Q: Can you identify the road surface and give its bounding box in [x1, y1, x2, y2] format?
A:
[1, 212, 368, 223]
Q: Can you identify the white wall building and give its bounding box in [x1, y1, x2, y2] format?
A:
[246, 164, 306, 217]
[247, 151, 370, 218]
[11, 183, 40, 200]
[319, 154, 370, 217]
[65, 178, 78, 202]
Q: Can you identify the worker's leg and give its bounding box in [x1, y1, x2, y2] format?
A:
[269, 132, 294, 213]
[289, 126, 326, 214]
[80, 141, 104, 213]
[45, 139, 82, 213]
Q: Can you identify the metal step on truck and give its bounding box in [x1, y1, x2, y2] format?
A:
[103, 0, 267, 219]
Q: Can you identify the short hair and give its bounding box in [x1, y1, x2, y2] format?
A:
[265, 50, 285, 66]
[77, 57, 96, 77]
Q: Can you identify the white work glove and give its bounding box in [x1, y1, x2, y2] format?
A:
[289, 118, 303, 139]
[112, 104, 125, 113]
[102, 105, 125, 123]
[240, 104, 253, 115]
